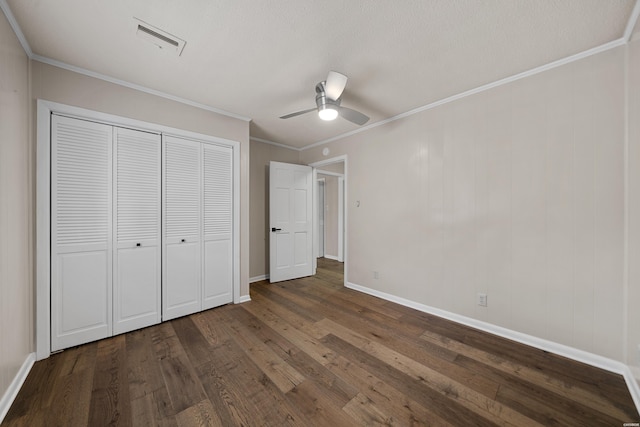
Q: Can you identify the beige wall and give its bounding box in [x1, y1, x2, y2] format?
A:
[30, 62, 252, 299]
[628, 37, 640, 380]
[249, 140, 300, 279]
[0, 9, 32, 408]
[302, 46, 630, 364]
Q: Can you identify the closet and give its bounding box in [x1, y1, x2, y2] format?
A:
[50, 114, 234, 352]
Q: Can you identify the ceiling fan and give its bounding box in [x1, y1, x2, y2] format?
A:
[280, 71, 370, 125]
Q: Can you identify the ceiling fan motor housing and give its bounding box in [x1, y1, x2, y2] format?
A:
[315, 81, 341, 111]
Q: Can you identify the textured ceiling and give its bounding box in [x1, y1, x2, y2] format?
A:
[4, 0, 638, 149]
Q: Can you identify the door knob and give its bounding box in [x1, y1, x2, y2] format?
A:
[271, 227, 281, 232]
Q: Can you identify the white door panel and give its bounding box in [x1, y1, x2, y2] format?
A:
[164, 242, 201, 319]
[294, 232, 309, 265]
[269, 161, 313, 283]
[53, 251, 110, 350]
[113, 127, 161, 335]
[51, 115, 112, 351]
[202, 143, 233, 309]
[113, 246, 160, 334]
[203, 239, 233, 309]
[163, 136, 202, 320]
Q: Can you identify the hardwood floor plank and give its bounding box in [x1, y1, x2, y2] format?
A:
[249, 291, 329, 340]
[290, 278, 412, 328]
[48, 361, 94, 426]
[284, 346, 358, 408]
[189, 310, 229, 349]
[321, 333, 495, 427]
[130, 391, 178, 427]
[285, 380, 357, 426]
[171, 316, 218, 369]
[126, 328, 166, 401]
[88, 335, 132, 426]
[194, 308, 309, 426]
[314, 314, 499, 399]
[342, 392, 395, 426]
[175, 399, 224, 427]
[223, 311, 306, 393]
[251, 281, 324, 322]
[225, 304, 302, 360]
[241, 298, 339, 366]
[278, 282, 462, 367]
[158, 353, 208, 415]
[325, 353, 454, 426]
[151, 323, 208, 415]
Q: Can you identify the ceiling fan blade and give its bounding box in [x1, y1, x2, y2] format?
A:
[338, 106, 369, 125]
[325, 71, 348, 101]
[279, 107, 316, 119]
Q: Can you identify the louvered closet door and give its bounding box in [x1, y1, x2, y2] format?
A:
[163, 135, 202, 320]
[113, 128, 161, 334]
[51, 115, 112, 351]
[202, 143, 233, 310]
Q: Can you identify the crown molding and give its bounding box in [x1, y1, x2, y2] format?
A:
[31, 54, 251, 122]
[0, 0, 31, 56]
[624, 0, 640, 42]
[250, 137, 301, 151]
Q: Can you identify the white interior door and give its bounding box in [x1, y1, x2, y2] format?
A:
[163, 135, 202, 320]
[202, 143, 233, 309]
[269, 161, 313, 283]
[51, 115, 112, 351]
[113, 127, 161, 335]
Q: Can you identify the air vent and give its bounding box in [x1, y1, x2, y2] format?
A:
[133, 18, 186, 56]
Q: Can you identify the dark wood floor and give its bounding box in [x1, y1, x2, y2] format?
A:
[3, 258, 639, 426]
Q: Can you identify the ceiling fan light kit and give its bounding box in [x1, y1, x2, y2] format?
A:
[281, 71, 370, 125]
[318, 105, 339, 121]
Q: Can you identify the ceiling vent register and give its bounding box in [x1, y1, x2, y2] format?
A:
[134, 18, 186, 56]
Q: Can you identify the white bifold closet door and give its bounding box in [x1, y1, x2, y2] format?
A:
[202, 143, 233, 309]
[163, 136, 202, 320]
[163, 135, 233, 321]
[112, 127, 161, 335]
[51, 115, 113, 351]
[51, 115, 162, 351]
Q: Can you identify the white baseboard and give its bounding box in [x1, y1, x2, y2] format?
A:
[0, 352, 35, 424]
[623, 367, 640, 412]
[250, 274, 269, 283]
[237, 295, 252, 304]
[346, 281, 640, 413]
[323, 254, 339, 261]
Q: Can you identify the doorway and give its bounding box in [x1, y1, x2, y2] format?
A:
[310, 155, 347, 286]
[317, 178, 326, 258]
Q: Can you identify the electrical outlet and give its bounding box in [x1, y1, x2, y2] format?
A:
[373, 271, 379, 279]
[477, 293, 488, 307]
[637, 345, 640, 364]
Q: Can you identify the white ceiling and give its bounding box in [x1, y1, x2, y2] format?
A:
[4, 0, 639, 149]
